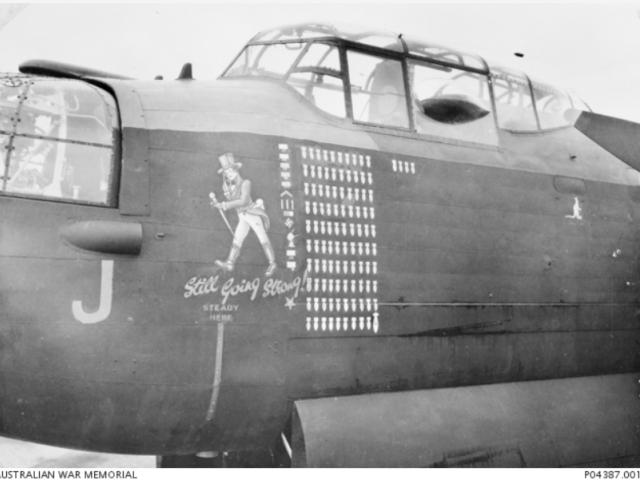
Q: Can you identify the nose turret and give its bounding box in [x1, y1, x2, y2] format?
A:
[0, 72, 119, 205]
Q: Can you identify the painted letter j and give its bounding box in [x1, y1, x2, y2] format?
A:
[72, 260, 114, 324]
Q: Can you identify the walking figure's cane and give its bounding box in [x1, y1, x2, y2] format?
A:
[209, 192, 235, 238]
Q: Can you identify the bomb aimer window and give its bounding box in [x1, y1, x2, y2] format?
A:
[0, 76, 119, 206]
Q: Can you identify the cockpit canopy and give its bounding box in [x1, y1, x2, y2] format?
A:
[251, 22, 405, 53]
[224, 22, 589, 146]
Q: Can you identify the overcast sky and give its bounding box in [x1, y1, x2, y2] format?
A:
[1, 3, 639, 121]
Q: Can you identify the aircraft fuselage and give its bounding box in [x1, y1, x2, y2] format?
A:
[0, 75, 638, 456]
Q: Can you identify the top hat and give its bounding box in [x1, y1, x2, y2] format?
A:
[218, 153, 242, 174]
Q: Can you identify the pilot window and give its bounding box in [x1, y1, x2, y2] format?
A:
[0, 77, 119, 206]
[408, 60, 497, 145]
[286, 43, 346, 118]
[347, 51, 410, 129]
[226, 42, 347, 118]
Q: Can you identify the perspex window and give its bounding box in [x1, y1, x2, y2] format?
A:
[489, 65, 538, 132]
[225, 42, 347, 118]
[225, 43, 306, 80]
[530, 79, 573, 130]
[286, 43, 346, 118]
[409, 60, 497, 145]
[347, 50, 409, 129]
[0, 77, 119, 206]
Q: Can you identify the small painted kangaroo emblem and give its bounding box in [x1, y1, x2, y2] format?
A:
[565, 197, 583, 220]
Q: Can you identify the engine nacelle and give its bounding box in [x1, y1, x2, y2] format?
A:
[292, 373, 640, 467]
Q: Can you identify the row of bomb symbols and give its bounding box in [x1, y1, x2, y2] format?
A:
[392, 159, 416, 175]
[298, 145, 381, 335]
[306, 258, 378, 275]
[306, 315, 379, 333]
[303, 165, 373, 185]
[306, 240, 377, 256]
[305, 202, 375, 220]
[304, 184, 374, 203]
[301, 147, 371, 169]
[305, 220, 377, 238]
[306, 297, 378, 312]
[306, 278, 378, 294]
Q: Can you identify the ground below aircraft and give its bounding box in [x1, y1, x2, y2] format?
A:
[0, 22, 638, 468]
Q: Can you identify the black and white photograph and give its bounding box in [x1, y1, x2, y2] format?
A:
[0, 2, 639, 470]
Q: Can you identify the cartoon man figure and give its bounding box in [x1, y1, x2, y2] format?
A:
[211, 153, 277, 276]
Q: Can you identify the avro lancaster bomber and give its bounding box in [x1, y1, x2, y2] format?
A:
[0, 22, 638, 467]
